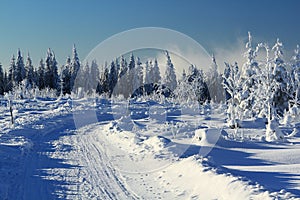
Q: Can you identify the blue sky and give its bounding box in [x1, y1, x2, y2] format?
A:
[0, 0, 300, 69]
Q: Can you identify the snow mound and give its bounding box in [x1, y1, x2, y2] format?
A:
[193, 128, 224, 146]
[266, 119, 285, 142]
[159, 155, 296, 200]
[143, 136, 171, 152]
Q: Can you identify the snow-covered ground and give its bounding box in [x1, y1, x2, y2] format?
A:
[0, 98, 300, 199]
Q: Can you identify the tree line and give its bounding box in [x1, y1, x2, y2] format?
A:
[0, 46, 215, 103]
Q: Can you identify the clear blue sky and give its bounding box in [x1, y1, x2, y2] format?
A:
[0, 0, 300, 69]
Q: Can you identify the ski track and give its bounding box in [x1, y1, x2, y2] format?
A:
[1, 111, 138, 199]
[60, 124, 139, 199]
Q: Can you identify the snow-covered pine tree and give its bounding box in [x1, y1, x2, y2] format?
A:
[222, 62, 242, 128]
[143, 60, 152, 85]
[289, 45, 300, 107]
[152, 58, 161, 84]
[119, 55, 128, 79]
[25, 53, 35, 89]
[82, 62, 92, 93]
[126, 53, 135, 96]
[115, 57, 120, 77]
[37, 59, 45, 90]
[70, 44, 80, 92]
[174, 69, 194, 103]
[90, 60, 100, 90]
[117, 56, 128, 96]
[271, 38, 289, 116]
[99, 67, 110, 95]
[0, 63, 4, 95]
[61, 56, 72, 94]
[163, 51, 177, 91]
[15, 49, 26, 85]
[263, 43, 284, 141]
[187, 65, 210, 104]
[239, 32, 260, 118]
[3, 71, 9, 94]
[7, 55, 16, 91]
[132, 57, 143, 93]
[206, 54, 224, 103]
[108, 60, 118, 96]
[44, 48, 59, 92]
[96, 81, 103, 95]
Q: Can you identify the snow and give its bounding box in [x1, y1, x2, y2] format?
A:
[0, 98, 300, 199]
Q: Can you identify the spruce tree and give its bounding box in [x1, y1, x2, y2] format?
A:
[37, 59, 45, 90]
[15, 49, 26, 85]
[126, 53, 135, 96]
[223, 62, 242, 128]
[290, 45, 300, 106]
[108, 61, 118, 96]
[0, 63, 4, 95]
[8, 55, 16, 90]
[240, 32, 260, 118]
[70, 44, 80, 91]
[206, 54, 224, 103]
[44, 48, 59, 91]
[272, 38, 289, 115]
[163, 51, 177, 91]
[61, 56, 71, 94]
[133, 57, 143, 93]
[90, 60, 100, 90]
[152, 58, 161, 84]
[25, 53, 35, 89]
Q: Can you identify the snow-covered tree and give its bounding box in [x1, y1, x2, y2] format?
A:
[44, 48, 59, 92]
[132, 57, 143, 93]
[239, 32, 260, 118]
[175, 65, 210, 104]
[143, 60, 152, 85]
[109, 61, 118, 96]
[99, 67, 109, 95]
[3, 71, 9, 93]
[96, 81, 103, 95]
[0, 63, 4, 95]
[70, 44, 80, 91]
[163, 51, 177, 91]
[152, 58, 161, 84]
[37, 59, 45, 90]
[174, 69, 194, 103]
[117, 56, 128, 96]
[90, 60, 100, 90]
[290, 45, 300, 106]
[7, 55, 16, 91]
[15, 49, 26, 85]
[126, 53, 135, 96]
[206, 54, 224, 103]
[83, 62, 92, 93]
[25, 53, 35, 89]
[263, 43, 284, 141]
[223, 62, 242, 128]
[61, 56, 72, 94]
[187, 65, 210, 104]
[119, 55, 127, 78]
[271, 38, 289, 116]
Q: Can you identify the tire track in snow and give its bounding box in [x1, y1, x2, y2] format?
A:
[54, 124, 139, 199]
